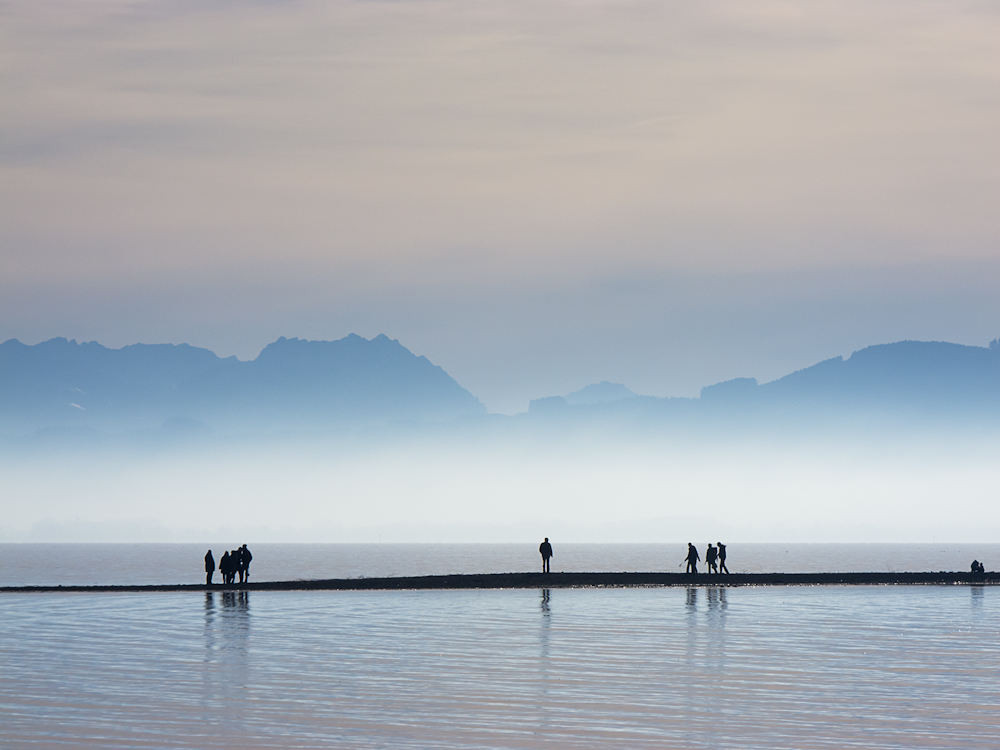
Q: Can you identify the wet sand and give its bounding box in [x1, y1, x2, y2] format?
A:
[2, 570, 997, 592]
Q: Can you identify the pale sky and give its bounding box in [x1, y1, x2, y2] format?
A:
[2, 0, 999, 413]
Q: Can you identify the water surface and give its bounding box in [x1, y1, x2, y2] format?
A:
[1, 585, 998, 748]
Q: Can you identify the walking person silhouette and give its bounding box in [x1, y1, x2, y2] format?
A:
[705, 544, 718, 574]
[204, 550, 215, 585]
[717, 542, 729, 574]
[539, 538, 553, 573]
[685, 543, 700, 574]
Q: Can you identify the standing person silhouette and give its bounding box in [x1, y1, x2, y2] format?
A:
[231, 550, 242, 583]
[685, 543, 700, 574]
[219, 550, 230, 584]
[204, 550, 215, 585]
[539, 538, 553, 573]
[706, 544, 718, 574]
[240, 545, 253, 582]
[717, 542, 729, 574]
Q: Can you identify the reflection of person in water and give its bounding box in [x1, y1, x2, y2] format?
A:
[717, 542, 729, 574]
[539, 538, 553, 573]
[685, 543, 700, 574]
[706, 544, 718, 574]
[204, 550, 215, 585]
[686, 587, 698, 607]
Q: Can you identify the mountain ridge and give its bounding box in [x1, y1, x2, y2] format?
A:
[530, 339, 1000, 422]
[4, 336, 1000, 437]
[0, 334, 485, 435]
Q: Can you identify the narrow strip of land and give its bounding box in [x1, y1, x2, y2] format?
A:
[2, 571, 998, 593]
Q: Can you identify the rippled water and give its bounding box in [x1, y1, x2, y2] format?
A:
[1, 543, 997, 586]
[1, 585, 998, 748]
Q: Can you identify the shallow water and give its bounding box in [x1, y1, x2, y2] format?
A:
[1, 585, 998, 748]
[1, 542, 997, 587]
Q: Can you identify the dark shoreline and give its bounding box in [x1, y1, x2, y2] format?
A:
[2, 571, 998, 593]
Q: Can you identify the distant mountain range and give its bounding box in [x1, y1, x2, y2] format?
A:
[0, 335, 485, 435]
[700, 340, 1000, 412]
[3, 336, 999, 437]
[532, 340, 1000, 422]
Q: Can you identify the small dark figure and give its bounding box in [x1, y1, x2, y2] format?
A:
[237, 547, 246, 584]
[539, 538, 553, 573]
[706, 544, 718, 574]
[971, 560, 985, 574]
[240, 544, 253, 582]
[204, 550, 215, 585]
[717, 542, 729, 574]
[219, 551, 231, 584]
[230, 550, 240, 584]
[685, 543, 700, 574]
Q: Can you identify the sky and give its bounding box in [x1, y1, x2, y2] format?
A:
[2, 0, 999, 415]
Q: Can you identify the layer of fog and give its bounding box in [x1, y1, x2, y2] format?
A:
[3, 425, 998, 543]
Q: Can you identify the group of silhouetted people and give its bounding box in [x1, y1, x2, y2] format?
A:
[685, 542, 729, 574]
[537, 538, 732, 575]
[971, 560, 986, 574]
[204, 545, 252, 585]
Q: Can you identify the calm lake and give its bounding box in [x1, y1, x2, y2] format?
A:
[1, 545, 998, 748]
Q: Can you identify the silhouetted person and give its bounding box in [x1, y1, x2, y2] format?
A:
[706, 544, 718, 574]
[205, 550, 215, 585]
[971, 560, 984, 574]
[539, 538, 553, 573]
[223, 550, 238, 585]
[717, 542, 729, 574]
[240, 544, 252, 583]
[685, 543, 700, 574]
[237, 547, 246, 583]
[220, 551, 231, 584]
[230, 550, 240, 583]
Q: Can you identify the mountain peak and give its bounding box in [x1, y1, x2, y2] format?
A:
[565, 381, 637, 405]
[0, 334, 485, 435]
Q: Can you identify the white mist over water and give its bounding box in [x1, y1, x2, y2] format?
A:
[2, 428, 1000, 543]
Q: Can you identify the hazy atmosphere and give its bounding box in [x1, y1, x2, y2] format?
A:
[3, 0, 999, 412]
[5, 7, 1000, 748]
[2, 0, 999, 542]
